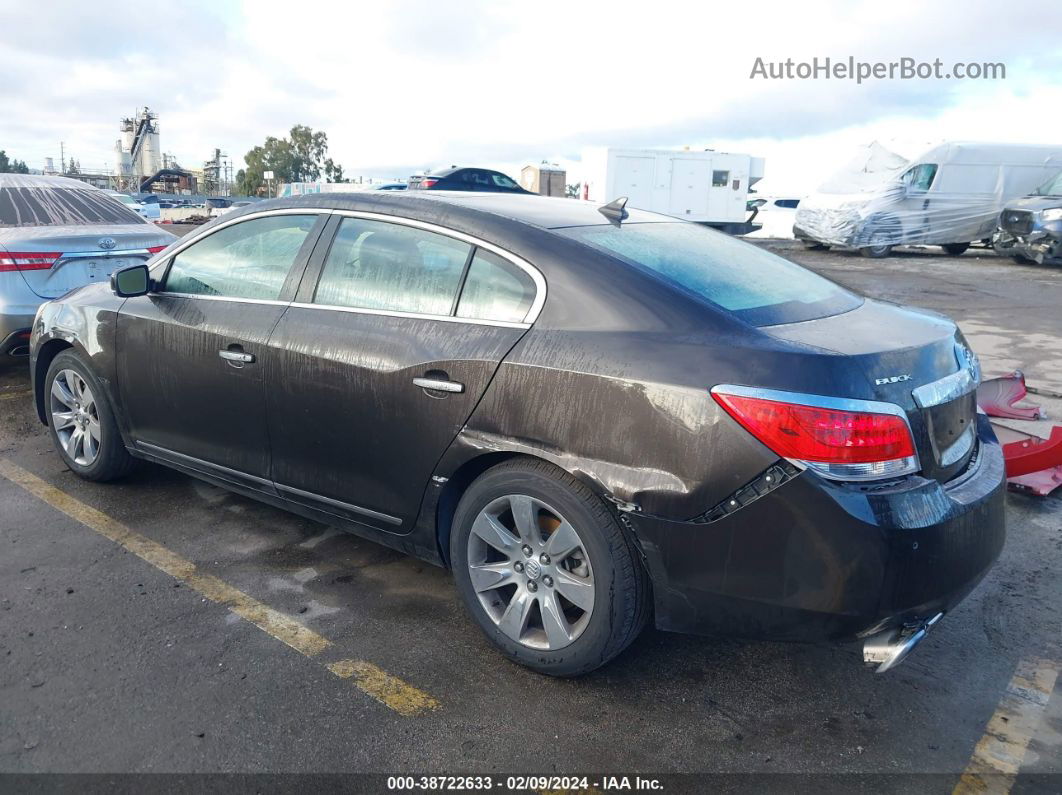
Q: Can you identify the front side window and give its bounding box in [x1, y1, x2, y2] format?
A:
[314, 217, 471, 315]
[558, 222, 861, 326]
[163, 214, 317, 300]
[456, 249, 536, 322]
[903, 163, 938, 192]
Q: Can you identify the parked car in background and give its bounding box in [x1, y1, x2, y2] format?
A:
[994, 169, 1062, 265]
[408, 167, 530, 193]
[104, 190, 158, 222]
[1, 175, 174, 364]
[369, 182, 408, 191]
[746, 196, 803, 239]
[208, 199, 252, 218]
[30, 192, 1004, 676]
[133, 194, 162, 221]
[795, 142, 1062, 257]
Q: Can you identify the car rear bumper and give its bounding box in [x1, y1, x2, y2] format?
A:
[628, 414, 1006, 642]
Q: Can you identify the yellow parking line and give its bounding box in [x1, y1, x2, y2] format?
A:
[328, 659, 440, 716]
[953, 657, 1059, 794]
[0, 390, 32, 401]
[0, 458, 439, 715]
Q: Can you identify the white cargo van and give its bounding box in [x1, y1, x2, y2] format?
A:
[579, 147, 765, 233]
[794, 141, 1062, 257]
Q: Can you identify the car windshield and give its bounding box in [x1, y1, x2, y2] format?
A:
[0, 187, 146, 227]
[1034, 170, 1062, 196]
[558, 222, 862, 326]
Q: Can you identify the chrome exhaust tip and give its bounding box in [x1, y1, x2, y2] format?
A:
[863, 613, 943, 673]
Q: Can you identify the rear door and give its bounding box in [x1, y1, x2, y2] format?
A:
[266, 213, 543, 530]
[117, 211, 326, 483]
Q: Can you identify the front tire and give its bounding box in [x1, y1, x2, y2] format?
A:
[45, 350, 135, 481]
[451, 459, 650, 676]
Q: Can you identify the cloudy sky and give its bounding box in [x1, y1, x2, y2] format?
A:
[2, 0, 1060, 193]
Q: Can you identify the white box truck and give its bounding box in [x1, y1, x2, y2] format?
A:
[579, 147, 766, 233]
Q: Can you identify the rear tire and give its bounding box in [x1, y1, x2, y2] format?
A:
[451, 458, 650, 676]
[45, 350, 135, 482]
[942, 243, 970, 256]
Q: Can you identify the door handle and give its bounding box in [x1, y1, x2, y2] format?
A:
[219, 349, 255, 364]
[412, 377, 464, 394]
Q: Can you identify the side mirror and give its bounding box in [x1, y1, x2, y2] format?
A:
[111, 263, 151, 297]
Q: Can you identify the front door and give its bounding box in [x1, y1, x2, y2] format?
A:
[266, 214, 541, 530]
[117, 212, 325, 483]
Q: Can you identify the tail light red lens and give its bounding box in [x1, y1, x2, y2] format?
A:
[0, 252, 61, 272]
[712, 387, 918, 481]
[146, 245, 168, 255]
[420, 178, 439, 189]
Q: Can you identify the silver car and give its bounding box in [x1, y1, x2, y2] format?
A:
[1, 175, 175, 363]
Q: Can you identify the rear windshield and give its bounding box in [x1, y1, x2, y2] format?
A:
[0, 187, 147, 228]
[557, 222, 862, 326]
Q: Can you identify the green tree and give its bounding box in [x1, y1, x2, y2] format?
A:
[0, 150, 30, 173]
[236, 125, 345, 195]
[565, 182, 582, 199]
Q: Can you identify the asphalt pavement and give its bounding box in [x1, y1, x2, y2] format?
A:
[1, 241, 1060, 792]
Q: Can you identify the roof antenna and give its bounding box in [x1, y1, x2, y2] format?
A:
[598, 196, 629, 225]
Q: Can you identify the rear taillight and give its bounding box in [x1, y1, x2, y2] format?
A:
[0, 251, 61, 272]
[712, 386, 918, 481]
[147, 245, 167, 255]
[420, 178, 439, 189]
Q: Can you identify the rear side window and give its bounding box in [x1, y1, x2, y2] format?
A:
[558, 222, 861, 326]
[0, 187, 146, 227]
[456, 249, 536, 322]
[164, 215, 317, 300]
[314, 217, 471, 315]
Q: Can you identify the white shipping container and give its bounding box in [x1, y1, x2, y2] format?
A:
[579, 147, 765, 230]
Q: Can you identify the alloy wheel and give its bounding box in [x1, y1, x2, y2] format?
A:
[50, 369, 102, 467]
[466, 494, 595, 650]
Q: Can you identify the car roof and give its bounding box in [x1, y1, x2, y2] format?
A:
[261, 190, 670, 230]
[0, 174, 100, 190]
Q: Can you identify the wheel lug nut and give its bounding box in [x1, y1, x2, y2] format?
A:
[543, 575, 553, 587]
[522, 545, 533, 557]
[539, 553, 550, 565]
[514, 562, 524, 573]
[527, 581, 538, 592]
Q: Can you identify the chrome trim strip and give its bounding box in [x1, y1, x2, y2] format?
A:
[146, 205, 547, 326]
[135, 441, 274, 489]
[938, 423, 976, 467]
[151, 292, 291, 307]
[287, 301, 530, 329]
[912, 368, 977, 409]
[328, 209, 546, 324]
[275, 483, 402, 526]
[60, 249, 152, 260]
[710, 384, 921, 480]
[136, 440, 403, 526]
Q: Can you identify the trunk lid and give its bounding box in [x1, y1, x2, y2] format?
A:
[0, 224, 175, 299]
[764, 300, 979, 483]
